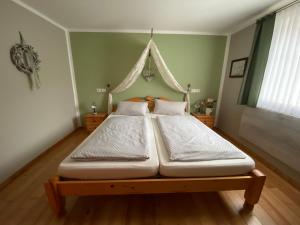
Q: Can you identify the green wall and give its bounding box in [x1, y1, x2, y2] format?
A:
[70, 32, 227, 119]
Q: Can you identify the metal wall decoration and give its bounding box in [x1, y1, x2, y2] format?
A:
[142, 28, 155, 82]
[142, 50, 155, 82]
[10, 32, 41, 89]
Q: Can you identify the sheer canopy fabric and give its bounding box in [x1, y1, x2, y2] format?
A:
[108, 39, 190, 113]
[257, 4, 300, 118]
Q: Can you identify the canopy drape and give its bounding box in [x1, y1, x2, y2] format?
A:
[108, 39, 190, 113]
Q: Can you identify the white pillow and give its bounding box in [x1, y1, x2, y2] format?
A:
[154, 99, 187, 115]
[115, 101, 148, 116]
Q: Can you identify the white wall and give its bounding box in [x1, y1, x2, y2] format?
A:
[218, 24, 256, 138]
[0, 0, 76, 183]
[217, 24, 300, 185]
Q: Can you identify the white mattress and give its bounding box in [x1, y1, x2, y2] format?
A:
[58, 115, 159, 179]
[151, 115, 255, 177]
[58, 113, 255, 179]
[157, 116, 246, 161]
[72, 116, 150, 161]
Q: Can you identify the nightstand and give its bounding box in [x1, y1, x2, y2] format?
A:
[191, 112, 215, 128]
[84, 112, 108, 132]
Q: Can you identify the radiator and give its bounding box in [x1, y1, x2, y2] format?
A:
[239, 107, 300, 173]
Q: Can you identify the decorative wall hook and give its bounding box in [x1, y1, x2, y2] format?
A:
[187, 83, 191, 92]
[10, 31, 41, 90]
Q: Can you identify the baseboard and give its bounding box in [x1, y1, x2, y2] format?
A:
[0, 128, 80, 191]
[214, 127, 300, 190]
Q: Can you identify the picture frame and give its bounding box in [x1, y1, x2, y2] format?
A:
[229, 57, 248, 78]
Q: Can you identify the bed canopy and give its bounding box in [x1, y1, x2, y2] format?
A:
[107, 38, 190, 113]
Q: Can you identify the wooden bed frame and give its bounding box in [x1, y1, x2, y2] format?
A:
[44, 96, 266, 216]
[111, 96, 170, 112]
[45, 170, 265, 217]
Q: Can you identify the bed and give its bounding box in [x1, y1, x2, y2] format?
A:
[152, 114, 255, 177]
[58, 114, 159, 180]
[44, 97, 266, 217]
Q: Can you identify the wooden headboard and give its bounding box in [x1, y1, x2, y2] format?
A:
[112, 96, 169, 112]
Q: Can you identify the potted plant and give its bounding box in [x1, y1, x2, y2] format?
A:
[193, 102, 201, 113]
[201, 98, 216, 115]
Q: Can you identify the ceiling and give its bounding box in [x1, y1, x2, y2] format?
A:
[19, 0, 282, 34]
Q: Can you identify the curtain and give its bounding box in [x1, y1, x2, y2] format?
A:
[108, 39, 190, 113]
[238, 14, 275, 106]
[257, 3, 300, 118]
[107, 41, 151, 113]
[150, 41, 190, 113]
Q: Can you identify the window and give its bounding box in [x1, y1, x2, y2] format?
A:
[257, 3, 300, 118]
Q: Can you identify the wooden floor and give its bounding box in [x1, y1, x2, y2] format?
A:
[0, 128, 300, 225]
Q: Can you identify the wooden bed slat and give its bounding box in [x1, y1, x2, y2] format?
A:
[57, 176, 253, 196]
[44, 169, 266, 217]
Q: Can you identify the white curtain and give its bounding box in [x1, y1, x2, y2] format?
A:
[257, 3, 300, 118]
[108, 41, 151, 113]
[108, 39, 190, 113]
[150, 41, 190, 112]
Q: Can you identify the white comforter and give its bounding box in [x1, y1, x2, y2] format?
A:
[72, 116, 150, 161]
[157, 116, 246, 161]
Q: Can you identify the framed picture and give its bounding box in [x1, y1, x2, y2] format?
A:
[229, 57, 248, 78]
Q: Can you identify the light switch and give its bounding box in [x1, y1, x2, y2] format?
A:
[191, 88, 200, 93]
[96, 88, 106, 93]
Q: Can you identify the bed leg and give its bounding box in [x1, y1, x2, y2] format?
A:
[44, 176, 66, 217]
[243, 169, 266, 210]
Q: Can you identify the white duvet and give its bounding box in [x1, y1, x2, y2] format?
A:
[157, 116, 246, 161]
[72, 116, 150, 161]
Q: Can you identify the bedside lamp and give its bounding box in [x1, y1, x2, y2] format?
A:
[91, 102, 97, 114]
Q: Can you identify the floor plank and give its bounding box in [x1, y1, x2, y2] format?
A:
[0, 128, 299, 225]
